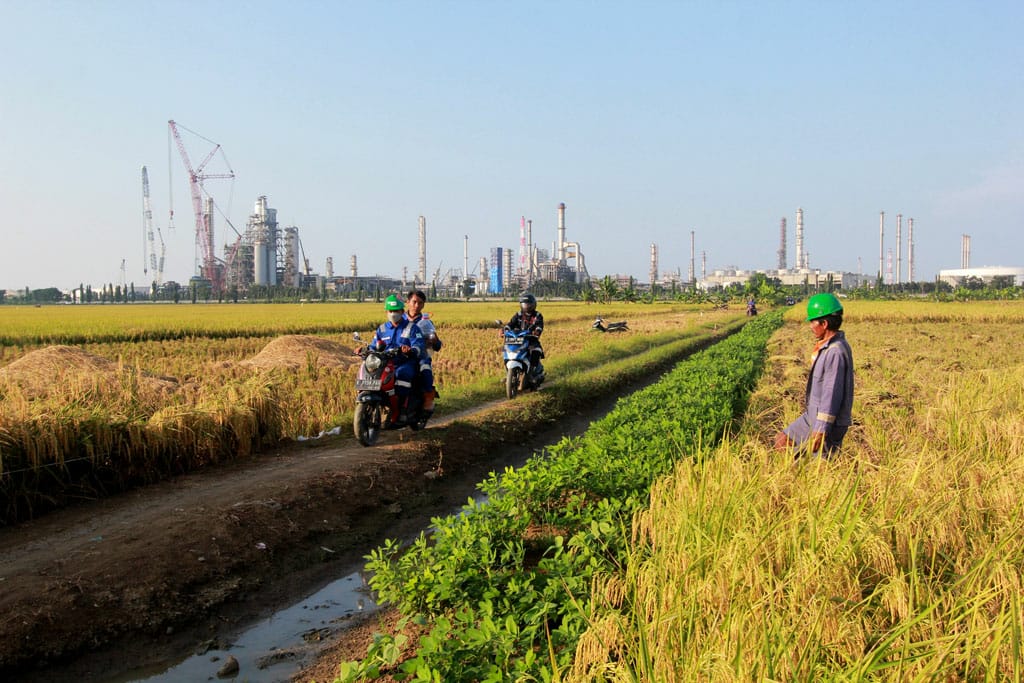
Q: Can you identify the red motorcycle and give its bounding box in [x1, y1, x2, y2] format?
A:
[352, 333, 429, 447]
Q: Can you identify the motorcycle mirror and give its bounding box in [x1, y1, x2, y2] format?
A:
[353, 332, 362, 341]
[494, 319, 504, 327]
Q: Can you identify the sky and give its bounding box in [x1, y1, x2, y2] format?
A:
[1, 0, 1021, 291]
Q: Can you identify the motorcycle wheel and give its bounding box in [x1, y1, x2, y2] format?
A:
[354, 402, 382, 447]
[506, 366, 521, 400]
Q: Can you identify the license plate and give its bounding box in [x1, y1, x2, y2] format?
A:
[356, 378, 382, 391]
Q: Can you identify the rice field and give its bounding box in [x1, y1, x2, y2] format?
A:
[571, 300, 1024, 681]
[0, 300, 734, 523]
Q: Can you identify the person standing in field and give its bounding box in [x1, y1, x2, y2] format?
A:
[405, 289, 441, 418]
[774, 292, 854, 456]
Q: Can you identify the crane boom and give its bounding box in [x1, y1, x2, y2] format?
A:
[142, 166, 166, 286]
[167, 119, 234, 295]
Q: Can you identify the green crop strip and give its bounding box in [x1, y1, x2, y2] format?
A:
[338, 312, 784, 682]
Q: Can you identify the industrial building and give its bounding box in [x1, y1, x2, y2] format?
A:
[938, 266, 1024, 287]
[487, 202, 589, 295]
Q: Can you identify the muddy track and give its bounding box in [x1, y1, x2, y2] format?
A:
[0, 327, 739, 683]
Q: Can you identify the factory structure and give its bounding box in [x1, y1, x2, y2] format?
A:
[691, 208, 867, 292]
[168, 195, 590, 300]
[484, 202, 590, 295]
[141, 122, 1019, 301]
[937, 234, 1024, 286]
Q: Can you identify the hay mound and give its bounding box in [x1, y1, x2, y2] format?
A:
[0, 345, 178, 399]
[242, 335, 359, 370]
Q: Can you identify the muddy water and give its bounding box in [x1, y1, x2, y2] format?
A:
[108, 389, 627, 683]
[112, 568, 375, 683]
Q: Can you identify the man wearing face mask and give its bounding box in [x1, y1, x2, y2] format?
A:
[368, 294, 426, 424]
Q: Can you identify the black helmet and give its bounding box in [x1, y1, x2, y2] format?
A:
[519, 292, 536, 311]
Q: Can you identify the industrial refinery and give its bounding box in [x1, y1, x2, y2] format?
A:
[129, 120, 1018, 302]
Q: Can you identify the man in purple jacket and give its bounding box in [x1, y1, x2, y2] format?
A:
[774, 292, 854, 456]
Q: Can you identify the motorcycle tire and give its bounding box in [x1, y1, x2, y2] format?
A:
[506, 366, 522, 400]
[354, 402, 382, 447]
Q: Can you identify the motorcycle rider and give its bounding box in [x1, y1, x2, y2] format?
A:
[366, 294, 426, 425]
[405, 289, 441, 419]
[506, 292, 544, 378]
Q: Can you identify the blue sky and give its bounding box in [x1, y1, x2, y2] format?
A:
[2, 0, 1021, 290]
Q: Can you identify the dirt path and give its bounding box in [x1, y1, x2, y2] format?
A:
[0, 385, 625, 682]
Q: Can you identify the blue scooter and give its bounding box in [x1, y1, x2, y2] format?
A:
[497, 321, 545, 399]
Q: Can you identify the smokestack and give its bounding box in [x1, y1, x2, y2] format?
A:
[777, 217, 787, 270]
[350, 254, 357, 277]
[689, 230, 695, 286]
[417, 216, 426, 284]
[519, 217, 526, 275]
[463, 235, 469, 283]
[557, 203, 566, 263]
[701, 250, 707, 281]
[879, 211, 885, 281]
[649, 243, 658, 286]
[886, 248, 893, 285]
[795, 207, 805, 270]
[907, 218, 915, 282]
[896, 213, 903, 285]
[526, 219, 533, 286]
[961, 234, 971, 268]
[325, 256, 333, 279]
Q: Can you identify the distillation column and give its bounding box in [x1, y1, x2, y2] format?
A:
[557, 203, 566, 263]
[777, 217, 787, 270]
[907, 218, 915, 282]
[795, 208, 805, 270]
[895, 213, 903, 285]
[417, 216, 426, 285]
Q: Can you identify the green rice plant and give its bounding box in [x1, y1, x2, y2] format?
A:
[338, 313, 783, 681]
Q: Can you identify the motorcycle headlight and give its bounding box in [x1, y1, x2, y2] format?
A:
[365, 354, 383, 372]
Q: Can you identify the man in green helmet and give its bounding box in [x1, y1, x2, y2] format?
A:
[367, 294, 426, 425]
[774, 292, 854, 456]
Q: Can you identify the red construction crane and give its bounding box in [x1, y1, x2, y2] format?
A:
[167, 120, 234, 295]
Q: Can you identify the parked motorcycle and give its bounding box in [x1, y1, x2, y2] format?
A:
[351, 332, 430, 447]
[497, 321, 545, 399]
[592, 316, 629, 332]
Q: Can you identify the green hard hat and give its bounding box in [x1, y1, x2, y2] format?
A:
[384, 294, 404, 312]
[806, 292, 843, 321]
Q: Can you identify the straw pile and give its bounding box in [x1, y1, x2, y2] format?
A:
[241, 335, 359, 370]
[0, 345, 178, 400]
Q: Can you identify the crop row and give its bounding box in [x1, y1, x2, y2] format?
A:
[335, 312, 784, 681]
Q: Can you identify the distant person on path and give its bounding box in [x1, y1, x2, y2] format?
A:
[774, 292, 854, 456]
[405, 289, 441, 417]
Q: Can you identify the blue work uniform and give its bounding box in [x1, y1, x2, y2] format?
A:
[405, 312, 441, 393]
[784, 330, 854, 454]
[370, 318, 426, 398]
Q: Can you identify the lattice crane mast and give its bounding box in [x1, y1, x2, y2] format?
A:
[141, 166, 166, 286]
[168, 120, 234, 295]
